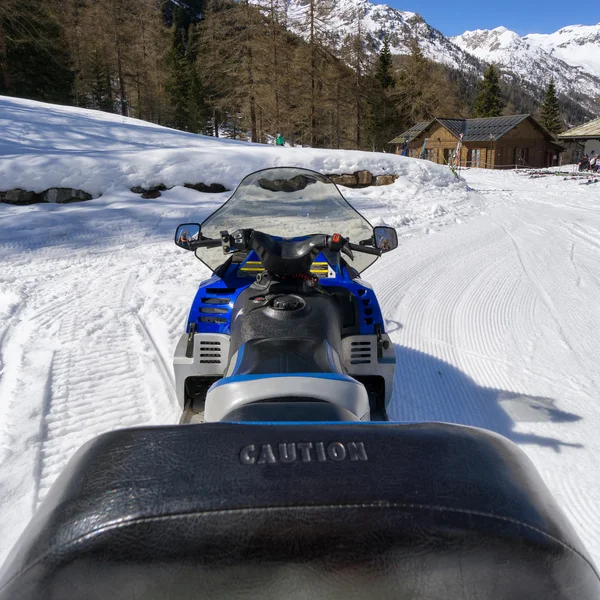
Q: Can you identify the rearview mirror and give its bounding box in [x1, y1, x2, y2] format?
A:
[175, 223, 201, 250]
[373, 226, 398, 252]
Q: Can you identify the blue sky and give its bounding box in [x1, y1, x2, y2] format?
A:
[382, 0, 598, 37]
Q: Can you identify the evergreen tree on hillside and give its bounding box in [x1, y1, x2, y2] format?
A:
[340, 6, 371, 148]
[89, 51, 115, 112]
[540, 79, 562, 134]
[394, 37, 428, 123]
[165, 11, 208, 131]
[391, 37, 463, 131]
[376, 34, 394, 90]
[472, 64, 504, 118]
[368, 34, 398, 151]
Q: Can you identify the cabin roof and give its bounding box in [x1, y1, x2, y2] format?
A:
[558, 117, 600, 140]
[390, 114, 546, 144]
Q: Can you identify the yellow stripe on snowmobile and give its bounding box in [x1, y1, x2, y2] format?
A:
[240, 261, 330, 274]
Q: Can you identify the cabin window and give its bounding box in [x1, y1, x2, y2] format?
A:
[468, 149, 482, 167]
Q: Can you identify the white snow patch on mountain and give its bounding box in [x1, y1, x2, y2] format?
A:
[265, 0, 481, 72]
[452, 24, 600, 114]
[525, 23, 600, 80]
[259, 0, 599, 115]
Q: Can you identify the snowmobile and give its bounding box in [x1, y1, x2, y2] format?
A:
[1, 168, 598, 600]
[172, 167, 398, 424]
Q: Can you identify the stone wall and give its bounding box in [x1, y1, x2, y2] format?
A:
[326, 171, 397, 187]
[1, 171, 396, 205]
[0, 188, 93, 205]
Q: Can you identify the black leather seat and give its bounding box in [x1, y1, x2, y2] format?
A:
[1, 423, 598, 600]
[222, 400, 361, 421]
[203, 338, 370, 422]
[231, 338, 344, 375]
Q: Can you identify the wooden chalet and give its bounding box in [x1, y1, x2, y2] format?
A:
[389, 115, 563, 169]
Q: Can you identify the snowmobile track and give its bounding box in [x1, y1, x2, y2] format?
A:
[31, 275, 152, 505]
[135, 310, 177, 409]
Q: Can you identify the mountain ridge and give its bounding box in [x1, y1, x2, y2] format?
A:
[451, 24, 600, 115]
[276, 0, 600, 117]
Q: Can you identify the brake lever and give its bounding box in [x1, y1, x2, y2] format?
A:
[341, 243, 354, 261]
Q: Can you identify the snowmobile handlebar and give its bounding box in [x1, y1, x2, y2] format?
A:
[347, 242, 382, 256]
[175, 226, 397, 273]
[234, 231, 386, 256]
[190, 238, 222, 249]
[183, 230, 386, 256]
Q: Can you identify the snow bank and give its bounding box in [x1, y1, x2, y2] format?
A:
[0, 95, 461, 197]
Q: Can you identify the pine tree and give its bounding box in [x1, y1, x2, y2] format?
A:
[340, 7, 371, 148]
[392, 37, 461, 128]
[165, 9, 208, 132]
[540, 79, 561, 134]
[368, 34, 398, 151]
[472, 64, 504, 118]
[376, 34, 394, 90]
[165, 11, 191, 129]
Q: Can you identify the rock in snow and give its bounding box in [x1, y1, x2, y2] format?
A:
[43, 188, 93, 203]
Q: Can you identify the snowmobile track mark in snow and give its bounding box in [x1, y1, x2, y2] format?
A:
[135, 310, 177, 409]
[31, 352, 55, 510]
[499, 224, 578, 357]
[31, 274, 154, 504]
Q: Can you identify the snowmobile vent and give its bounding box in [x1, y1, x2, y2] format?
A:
[350, 340, 373, 365]
[202, 297, 229, 305]
[206, 287, 236, 295]
[351, 287, 379, 331]
[197, 291, 235, 326]
[199, 299, 229, 324]
[199, 340, 223, 364]
[200, 315, 228, 324]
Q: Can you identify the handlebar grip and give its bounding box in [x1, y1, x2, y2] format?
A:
[192, 238, 222, 249]
[348, 242, 382, 256]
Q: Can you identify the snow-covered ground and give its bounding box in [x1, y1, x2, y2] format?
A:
[2, 97, 600, 570]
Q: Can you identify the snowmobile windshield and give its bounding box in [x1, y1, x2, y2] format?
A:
[196, 167, 378, 273]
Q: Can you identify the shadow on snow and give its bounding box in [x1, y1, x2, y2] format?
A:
[390, 343, 582, 453]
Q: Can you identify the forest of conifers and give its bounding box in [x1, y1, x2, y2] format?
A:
[0, 0, 588, 150]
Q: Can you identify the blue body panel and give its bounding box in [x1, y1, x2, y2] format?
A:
[186, 250, 386, 336]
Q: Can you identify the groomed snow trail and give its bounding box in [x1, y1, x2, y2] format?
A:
[0, 190, 219, 555]
[1, 97, 600, 571]
[371, 169, 600, 566]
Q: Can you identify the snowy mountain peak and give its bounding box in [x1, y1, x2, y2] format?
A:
[523, 23, 600, 79]
[276, 0, 482, 73]
[453, 22, 600, 115]
[453, 27, 526, 53]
